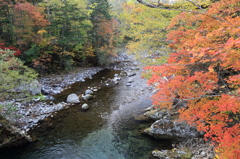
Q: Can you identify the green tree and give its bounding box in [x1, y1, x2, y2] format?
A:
[28, 0, 94, 71]
[0, 49, 38, 101]
[88, 0, 120, 65]
[0, 0, 16, 45]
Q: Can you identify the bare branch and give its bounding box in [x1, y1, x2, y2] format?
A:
[186, 0, 207, 12]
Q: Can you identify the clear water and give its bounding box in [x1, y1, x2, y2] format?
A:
[1, 69, 171, 159]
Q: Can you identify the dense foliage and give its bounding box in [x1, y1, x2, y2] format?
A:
[140, 0, 240, 158]
[0, 49, 38, 101]
[0, 0, 120, 73]
[119, 0, 178, 65]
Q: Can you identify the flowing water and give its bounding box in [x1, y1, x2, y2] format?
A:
[1, 66, 172, 159]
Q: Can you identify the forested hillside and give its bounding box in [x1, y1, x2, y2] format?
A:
[0, 0, 119, 73]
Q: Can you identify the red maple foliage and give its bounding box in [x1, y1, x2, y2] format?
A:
[144, 0, 240, 158]
[95, 17, 119, 56]
[13, 1, 49, 49]
[0, 43, 22, 56]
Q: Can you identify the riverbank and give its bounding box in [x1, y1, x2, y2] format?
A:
[0, 52, 135, 148]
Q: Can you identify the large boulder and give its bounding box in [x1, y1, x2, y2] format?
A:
[67, 93, 80, 103]
[143, 119, 202, 140]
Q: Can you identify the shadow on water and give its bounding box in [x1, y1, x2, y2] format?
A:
[1, 68, 172, 159]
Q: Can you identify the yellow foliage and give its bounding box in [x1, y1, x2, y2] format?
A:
[37, 29, 47, 35]
[120, 1, 179, 65]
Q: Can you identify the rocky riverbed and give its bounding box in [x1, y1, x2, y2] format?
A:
[0, 52, 138, 148]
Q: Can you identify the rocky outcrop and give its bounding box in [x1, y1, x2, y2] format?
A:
[143, 107, 202, 140]
[152, 138, 215, 159]
[144, 119, 201, 140]
[0, 122, 32, 148]
[142, 107, 215, 159]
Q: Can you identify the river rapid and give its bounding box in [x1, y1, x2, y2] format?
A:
[1, 62, 172, 159]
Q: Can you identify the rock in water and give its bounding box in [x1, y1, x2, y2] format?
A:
[126, 83, 131, 86]
[127, 71, 136, 77]
[67, 93, 80, 103]
[85, 89, 94, 95]
[83, 94, 93, 101]
[82, 103, 89, 110]
[127, 78, 134, 83]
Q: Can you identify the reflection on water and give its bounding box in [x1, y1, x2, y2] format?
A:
[1, 68, 172, 159]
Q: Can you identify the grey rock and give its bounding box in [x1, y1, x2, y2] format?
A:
[85, 89, 94, 95]
[32, 98, 40, 102]
[29, 80, 42, 95]
[83, 94, 93, 101]
[113, 77, 121, 82]
[144, 119, 201, 140]
[152, 150, 169, 159]
[147, 110, 170, 121]
[127, 78, 134, 83]
[67, 93, 80, 103]
[127, 72, 136, 77]
[32, 119, 38, 124]
[82, 103, 89, 110]
[131, 66, 140, 70]
[144, 105, 154, 111]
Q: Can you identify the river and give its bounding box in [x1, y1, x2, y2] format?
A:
[1, 64, 172, 159]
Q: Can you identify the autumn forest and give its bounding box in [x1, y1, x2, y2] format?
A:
[0, 0, 239, 158]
